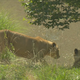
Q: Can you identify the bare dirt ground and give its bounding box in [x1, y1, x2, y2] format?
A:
[0, 0, 80, 68]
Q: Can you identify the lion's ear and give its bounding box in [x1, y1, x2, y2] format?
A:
[74, 48, 78, 54]
[52, 43, 56, 47]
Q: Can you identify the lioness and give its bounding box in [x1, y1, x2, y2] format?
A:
[0, 30, 60, 61]
[73, 48, 80, 67]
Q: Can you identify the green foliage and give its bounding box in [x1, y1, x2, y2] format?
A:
[63, 0, 80, 8]
[0, 58, 80, 80]
[33, 65, 80, 80]
[0, 64, 28, 80]
[13, 65, 28, 80]
[0, 47, 16, 63]
[21, 0, 80, 30]
[0, 11, 19, 31]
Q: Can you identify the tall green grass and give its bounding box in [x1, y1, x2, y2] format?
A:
[0, 63, 28, 80]
[0, 47, 16, 64]
[0, 11, 20, 31]
[0, 11, 32, 34]
[0, 61, 80, 80]
[32, 65, 80, 80]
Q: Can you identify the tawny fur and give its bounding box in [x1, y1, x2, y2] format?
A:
[0, 30, 60, 60]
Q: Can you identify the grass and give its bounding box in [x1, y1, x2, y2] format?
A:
[0, 46, 28, 80]
[0, 63, 28, 80]
[0, 11, 18, 31]
[0, 47, 15, 64]
[0, 47, 80, 80]
[0, 59, 80, 80]
[0, 10, 29, 33]
[31, 65, 80, 80]
[0, 10, 33, 34]
[0, 10, 80, 80]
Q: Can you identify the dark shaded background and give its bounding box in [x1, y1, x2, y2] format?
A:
[0, 0, 80, 67]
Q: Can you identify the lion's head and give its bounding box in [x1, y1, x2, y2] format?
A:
[74, 48, 80, 61]
[74, 48, 80, 56]
[48, 43, 60, 59]
[73, 48, 80, 68]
